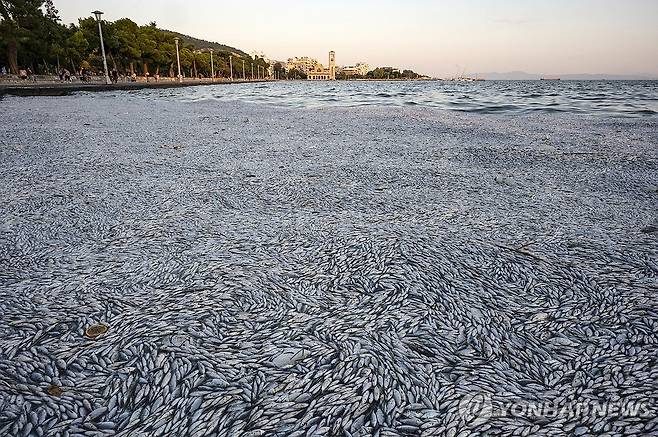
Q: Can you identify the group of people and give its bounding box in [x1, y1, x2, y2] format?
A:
[57, 68, 97, 82]
[144, 72, 161, 82]
[58, 68, 72, 82]
[109, 69, 160, 83]
[19, 68, 34, 80]
[1, 65, 166, 84]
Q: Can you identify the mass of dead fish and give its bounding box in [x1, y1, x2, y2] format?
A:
[0, 94, 657, 436]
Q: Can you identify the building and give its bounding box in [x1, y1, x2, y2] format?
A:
[286, 56, 321, 74]
[307, 51, 336, 81]
[329, 51, 336, 80]
[381, 67, 400, 74]
[342, 62, 370, 77]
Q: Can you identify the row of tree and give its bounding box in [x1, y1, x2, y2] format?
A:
[364, 68, 424, 80]
[0, 0, 269, 78]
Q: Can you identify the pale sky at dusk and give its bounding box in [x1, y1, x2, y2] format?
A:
[57, 0, 658, 77]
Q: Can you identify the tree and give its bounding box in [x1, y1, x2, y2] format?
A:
[63, 27, 87, 72]
[194, 51, 211, 77]
[113, 18, 140, 74]
[138, 22, 158, 74]
[152, 28, 175, 76]
[43, 0, 56, 20]
[287, 67, 306, 80]
[273, 61, 284, 78]
[178, 47, 193, 77]
[0, 5, 278, 79]
[0, 0, 51, 73]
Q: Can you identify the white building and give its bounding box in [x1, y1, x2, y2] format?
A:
[307, 51, 336, 81]
[286, 56, 321, 74]
[342, 62, 370, 77]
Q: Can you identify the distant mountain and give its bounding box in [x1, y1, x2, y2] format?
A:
[163, 30, 249, 58]
[473, 71, 658, 80]
[474, 71, 540, 80]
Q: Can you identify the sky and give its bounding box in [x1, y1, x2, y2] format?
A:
[57, 0, 658, 77]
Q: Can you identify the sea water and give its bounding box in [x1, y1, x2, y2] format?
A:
[120, 80, 658, 117]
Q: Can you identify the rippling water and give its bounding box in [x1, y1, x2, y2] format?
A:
[123, 80, 658, 117]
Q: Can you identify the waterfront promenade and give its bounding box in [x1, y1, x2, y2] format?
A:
[0, 75, 272, 96]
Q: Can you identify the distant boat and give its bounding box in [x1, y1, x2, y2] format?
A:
[540, 78, 561, 81]
[448, 76, 485, 82]
[446, 68, 485, 82]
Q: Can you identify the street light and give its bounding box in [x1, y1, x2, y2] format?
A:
[209, 48, 214, 82]
[242, 59, 245, 80]
[92, 11, 110, 85]
[229, 55, 233, 81]
[174, 37, 182, 83]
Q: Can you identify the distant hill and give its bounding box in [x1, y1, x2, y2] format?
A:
[473, 71, 658, 80]
[163, 30, 250, 58]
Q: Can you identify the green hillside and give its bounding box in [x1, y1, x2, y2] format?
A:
[163, 30, 249, 58]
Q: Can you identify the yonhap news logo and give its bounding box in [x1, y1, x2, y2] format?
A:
[458, 392, 493, 423]
[458, 392, 655, 424]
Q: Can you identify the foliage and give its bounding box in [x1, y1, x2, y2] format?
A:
[273, 61, 285, 78]
[0, 0, 268, 77]
[0, 0, 53, 73]
[286, 67, 307, 80]
[365, 67, 422, 80]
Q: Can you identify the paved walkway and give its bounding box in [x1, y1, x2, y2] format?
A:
[0, 78, 273, 96]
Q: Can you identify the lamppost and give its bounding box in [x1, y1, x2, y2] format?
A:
[174, 37, 182, 82]
[209, 48, 214, 82]
[229, 55, 233, 81]
[92, 11, 110, 84]
[242, 59, 245, 80]
[251, 63, 254, 80]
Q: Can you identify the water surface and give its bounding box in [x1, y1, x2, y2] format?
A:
[115, 80, 658, 117]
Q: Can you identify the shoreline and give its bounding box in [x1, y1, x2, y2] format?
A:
[0, 78, 273, 97]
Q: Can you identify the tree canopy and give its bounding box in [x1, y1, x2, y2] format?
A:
[365, 67, 423, 80]
[0, 0, 268, 77]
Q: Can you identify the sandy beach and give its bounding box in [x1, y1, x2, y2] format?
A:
[1, 93, 657, 436]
